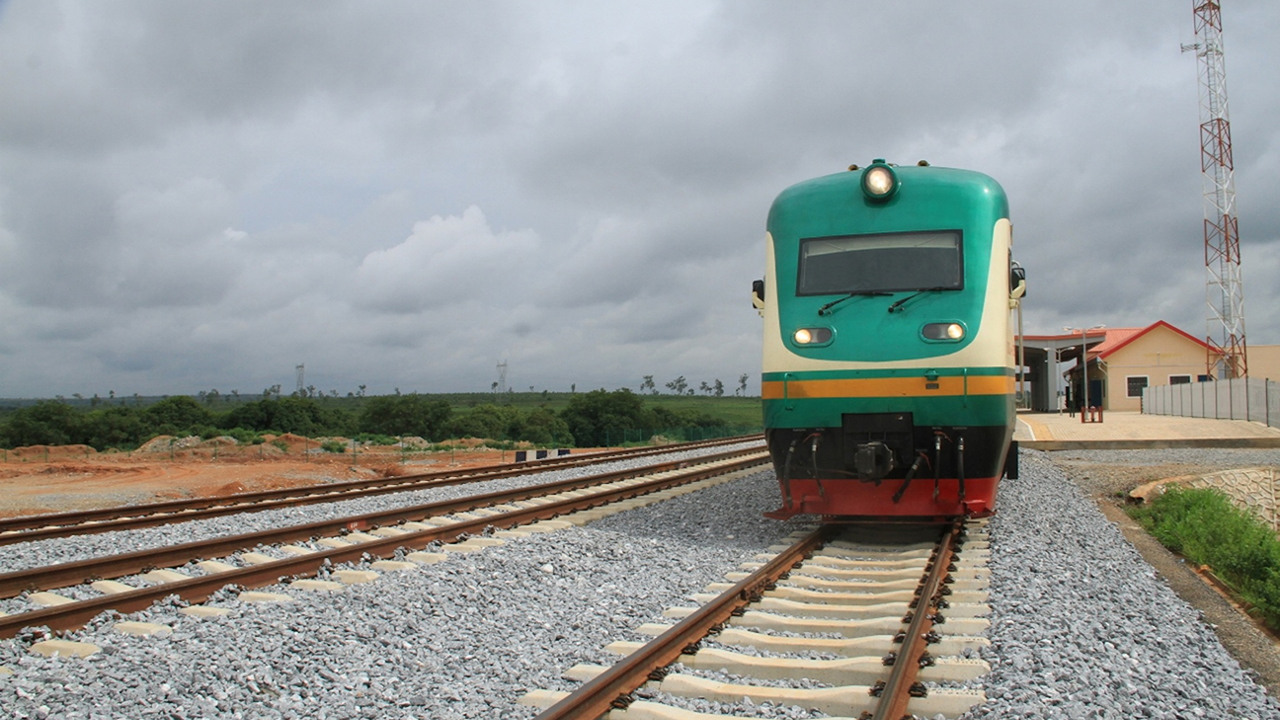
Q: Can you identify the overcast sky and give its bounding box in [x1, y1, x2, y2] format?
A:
[1, 1, 1276, 399]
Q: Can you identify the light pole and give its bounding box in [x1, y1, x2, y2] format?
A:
[1064, 325, 1105, 418]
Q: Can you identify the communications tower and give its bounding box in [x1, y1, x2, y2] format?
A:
[1182, 0, 1247, 378]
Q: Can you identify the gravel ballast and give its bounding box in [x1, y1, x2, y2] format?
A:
[0, 443, 762, 578]
[0, 466, 807, 719]
[2, 448, 1279, 718]
[964, 450, 1280, 720]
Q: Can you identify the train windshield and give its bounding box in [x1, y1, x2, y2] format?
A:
[797, 230, 963, 295]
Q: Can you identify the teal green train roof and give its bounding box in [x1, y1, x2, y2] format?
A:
[767, 164, 1009, 234]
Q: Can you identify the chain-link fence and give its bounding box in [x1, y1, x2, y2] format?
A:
[599, 426, 761, 446]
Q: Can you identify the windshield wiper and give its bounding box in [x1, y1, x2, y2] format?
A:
[887, 286, 951, 314]
[817, 290, 891, 316]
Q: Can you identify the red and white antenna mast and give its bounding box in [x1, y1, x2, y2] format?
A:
[1183, 0, 1247, 378]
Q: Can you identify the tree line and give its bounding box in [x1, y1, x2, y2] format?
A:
[637, 374, 750, 397]
[0, 389, 743, 452]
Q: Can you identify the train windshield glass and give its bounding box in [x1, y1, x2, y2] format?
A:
[797, 231, 962, 295]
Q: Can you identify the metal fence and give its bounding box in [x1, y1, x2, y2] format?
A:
[1142, 377, 1280, 429]
[600, 425, 761, 446]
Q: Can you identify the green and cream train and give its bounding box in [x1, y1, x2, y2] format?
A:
[752, 159, 1024, 520]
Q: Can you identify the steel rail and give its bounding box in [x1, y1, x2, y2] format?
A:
[0, 435, 762, 546]
[0, 448, 767, 599]
[870, 520, 962, 720]
[532, 525, 836, 720]
[0, 454, 769, 638]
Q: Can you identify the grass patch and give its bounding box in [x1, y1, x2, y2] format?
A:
[1128, 485, 1280, 630]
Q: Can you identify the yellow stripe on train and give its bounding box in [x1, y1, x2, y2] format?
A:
[761, 375, 1015, 400]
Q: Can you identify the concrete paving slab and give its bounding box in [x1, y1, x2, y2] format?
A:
[279, 545, 315, 556]
[238, 591, 293, 603]
[179, 606, 232, 619]
[1016, 410, 1280, 449]
[290, 579, 346, 592]
[142, 569, 190, 584]
[28, 592, 75, 608]
[196, 560, 238, 574]
[239, 552, 278, 565]
[29, 640, 100, 658]
[113, 621, 172, 637]
[332, 570, 379, 585]
[370, 560, 418, 572]
[405, 551, 447, 565]
[90, 580, 137, 595]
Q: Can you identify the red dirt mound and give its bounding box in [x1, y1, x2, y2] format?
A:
[5, 444, 98, 460]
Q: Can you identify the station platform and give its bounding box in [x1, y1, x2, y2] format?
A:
[1014, 411, 1280, 450]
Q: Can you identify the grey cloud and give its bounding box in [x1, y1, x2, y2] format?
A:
[354, 206, 541, 314]
[0, 0, 1277, 398]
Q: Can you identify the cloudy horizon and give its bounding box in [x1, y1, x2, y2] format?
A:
[1, 1, 1277, 399]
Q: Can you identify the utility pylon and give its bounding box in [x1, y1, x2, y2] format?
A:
[496, 360, 508, 393]
[1182, 0, 1247, 378]
[296, 364, 305, 396]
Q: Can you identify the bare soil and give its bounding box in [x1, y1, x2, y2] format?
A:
[0, 436, 523, 519]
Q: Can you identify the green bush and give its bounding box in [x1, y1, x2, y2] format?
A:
[357, 395, 451, 440]
[145, 396, 215, 432]
[220, 397, 354, 437]
[320, 440, 347, 453]
[0, 400, 82, 447]
[354, 433, 399, 446]
[1130, 486, 1280, 628]
[222, 427, 263, 445]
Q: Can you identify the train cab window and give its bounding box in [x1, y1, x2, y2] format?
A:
[797, 230, 962, 295]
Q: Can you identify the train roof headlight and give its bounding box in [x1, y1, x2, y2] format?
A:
[861, 160, 898, 201]
[922, 322, 965, 342]
[792, 327, 833, 346]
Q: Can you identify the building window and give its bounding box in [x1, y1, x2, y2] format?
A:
[1126, 376, 1149, 398]
[1169, 375, 1192, 385]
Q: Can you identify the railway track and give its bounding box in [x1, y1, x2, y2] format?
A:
[0, 447, 770, 639]
[0, 435, 760, 546]
[522, 520, 991, 719]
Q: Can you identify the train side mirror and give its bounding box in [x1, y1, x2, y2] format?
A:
[1009, 265, 1026, 300]
[751, 279, 766, 313]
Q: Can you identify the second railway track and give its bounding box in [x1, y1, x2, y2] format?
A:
[0, 436, 760, 546]
[0, 445, 770, 638]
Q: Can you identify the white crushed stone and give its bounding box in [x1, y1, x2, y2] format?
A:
[2, 447, 1277, 719]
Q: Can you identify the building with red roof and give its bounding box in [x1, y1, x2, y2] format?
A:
[1017, 321, 1219, 412]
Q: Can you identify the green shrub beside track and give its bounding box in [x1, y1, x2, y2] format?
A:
[1129, 486, 1280, 629]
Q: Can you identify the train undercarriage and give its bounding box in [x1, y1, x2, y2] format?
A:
[764, 412, 1016, 520]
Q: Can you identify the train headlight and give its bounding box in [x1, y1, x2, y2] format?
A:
[792, 327, 833, 346]
[861, 160, 899, 201]
[922, 322, 965, 341]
